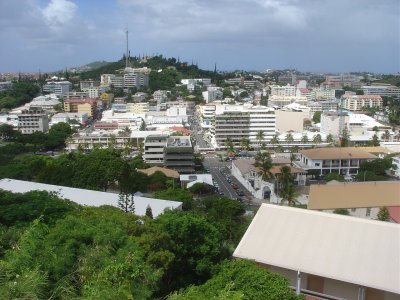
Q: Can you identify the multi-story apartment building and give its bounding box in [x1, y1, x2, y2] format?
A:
[164, 136, 194, 173]
[324, 74, 362, 89]
[18, 108, 49, 134]
[296, 147, 377, 176]
[126, 102, 149, 114]
[362, 84, 400, 98]
[310, 87, 336, 101]
[43, 81, 72, 97]
[80, 80, 100, 91]
[123, 73, 149, 88]
[270, 84, 296, 97]
[144, 135, 194, 173]
[64, 98, 97, 117]
[268, 95, 308, 107]
[308, 100, 339, 113]
[214, 104, 276, 148]
[341, 95, 383, 111]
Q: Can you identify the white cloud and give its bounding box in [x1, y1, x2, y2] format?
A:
[42, 0, 77, 28]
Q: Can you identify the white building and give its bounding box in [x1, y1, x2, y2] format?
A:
[17, 108, 49, 134]
[202, 87, 223, 103]
[126, 102, 149, 114]
[124, 73, 149, 88]
[213, 104, 276, 148]
[362, 84, 400, 98]
[233, 204, 400, 300]
[270, 84, 296, 97]
[268, 95, 308, 108]
[50, 112, 88, 127]
[0, 178, 182, 218]
[43, 81, 72, 97]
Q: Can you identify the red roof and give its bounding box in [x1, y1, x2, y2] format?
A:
[170, 126, 192, 135]
[65, 98, 97, 104]
[298, 88, 310, 93]
[388, 207, 400, 223]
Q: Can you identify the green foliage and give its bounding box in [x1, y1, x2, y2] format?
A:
[355, 171, 386, 182]
[0, 155, 51, 181]
[188, 183, 215, 195]
[0, 82, 40, 110]
[333, 208, 350, 215]
[156, 211, 225, 293]
[359, 157, 393, 176]
[377, 207, 390, 221]
[44, 122, 72, 150]
[0, 190, 77, 226]
[324, 172, 345, 182]
[145, 205, 153, 219]
[154, 188, 193, 210]
[254, 152, 273, 181]
[168, 260, 303, 300]
[312, 111, 321, 123]
[149, 69, 181, 91]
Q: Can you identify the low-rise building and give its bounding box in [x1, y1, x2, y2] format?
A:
[126, 102, 149, 114]
[50, 112, 88, 126]
[362, 84, 400, 98]
[144, 135, 169, 166]
[268, 95, 308, 108]
[17, 108, 49, 134]
[233, 204, 400, 300]
[295, 147, 377, 176]
[0, 178, 182, 217]
[308, 181, 400, 221]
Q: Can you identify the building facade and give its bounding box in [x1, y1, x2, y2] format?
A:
[43, 81, 72, 96]
[18, 108, 49, 134]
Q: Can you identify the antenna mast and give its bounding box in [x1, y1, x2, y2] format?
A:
[125, 29, 129, 68]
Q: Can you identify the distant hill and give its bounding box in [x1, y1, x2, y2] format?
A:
[68, 61, 111, 74]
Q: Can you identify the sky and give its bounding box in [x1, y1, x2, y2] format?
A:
[0, 0, 399, 73]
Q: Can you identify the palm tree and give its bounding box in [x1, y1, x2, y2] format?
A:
[254, 151, 274, 181]
[285, 132, 294, 144]
[108, 135, 117, 148]
[280, 183, 298, 206]
[300, 134, 309, 144]
[313, 134, 322, 144]
[326, 134, 334, 144]
[256, 130, 264, 151]
[122, 126, 132, 136]
[381, 130, 390, 142]
[224, 137, 234, 152]
[240, 138, 250, 151]
[270, 134, 280, 146]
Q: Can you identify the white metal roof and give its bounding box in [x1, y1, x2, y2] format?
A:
[0, 179, 182, 217]
[233, 204, 400, 294]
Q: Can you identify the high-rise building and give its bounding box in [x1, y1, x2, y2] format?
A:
[18, 108, 49, 134]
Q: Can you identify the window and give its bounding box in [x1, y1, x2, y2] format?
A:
[315, 163, 320, 167]
[366, 208, 371, 217]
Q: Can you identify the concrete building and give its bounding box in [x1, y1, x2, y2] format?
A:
[126, 102, 149, 114]
[213, 104, 276, 148]
[202, 87, 223, 103]
[234, 204, 400, 300]
[143, 134, 169, 166]
[80, 80, 100, 91]
[50, 112, 88, 127]
[342, 95, 383, 111]
[164, 136, 194, 173]
[324, 74, 362, 89]
[144, 135, 194, 173]
[275, 110, 309, 132]
[43, 81, 72, 96]
[268, 95, 308, 108]
[308, 181, 400, 221]
[64, 98, 97, 117]
[270, 84, 296, 97]
[307, 100, 339, 113]
[310, 87, 336, 101]
[362, 84, 400, 98]
[124, 73, 149, 88]
[295, 147, 377, 176]
[0, 178, 182, 218]
[320, 111, 349, 138]
[17, 108, 49, 134]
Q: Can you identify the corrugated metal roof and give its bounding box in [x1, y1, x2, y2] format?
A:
[308, 181, 400, 210]
[0, 178, 182, 217]
[233, 204, 400, 294]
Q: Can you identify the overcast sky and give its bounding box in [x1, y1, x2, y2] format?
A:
[1, 0, 399, 73]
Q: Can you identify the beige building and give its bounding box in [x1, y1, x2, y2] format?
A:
[64, 98, 97, 117]
[308, 181, 400, 221]
[296, 147, 377, 176]
[126, 102, 149, 113]
[275, 110, 309, 132]
[268, 95, 308, 108]
[342, 95, 383, 111]
[234, 204, 400, 300]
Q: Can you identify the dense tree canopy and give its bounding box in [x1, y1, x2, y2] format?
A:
[0, 82, 40, 110]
